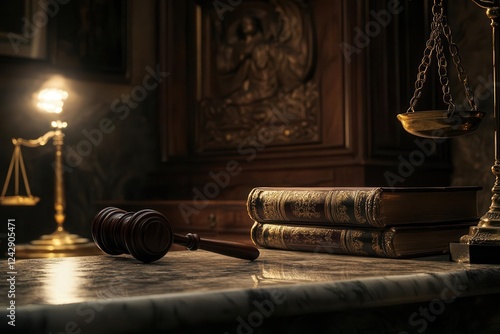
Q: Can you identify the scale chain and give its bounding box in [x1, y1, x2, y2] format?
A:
[407, 27, 437, 112]
[407, 0, 477, 113]
[433, 5, 456, 114]
[441, 15, 477, 111]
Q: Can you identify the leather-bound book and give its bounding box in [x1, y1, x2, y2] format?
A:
[247, 186, 480, 228]
[250, 221, 475, 258]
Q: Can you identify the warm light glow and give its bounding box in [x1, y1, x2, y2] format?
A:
[51, 120, 68, 129]
[43, 258, 87, 304]
[36, 88, 69, 114]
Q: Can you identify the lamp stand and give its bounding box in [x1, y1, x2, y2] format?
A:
[16, 122, 101, 258]
[450, 1, 500, 263]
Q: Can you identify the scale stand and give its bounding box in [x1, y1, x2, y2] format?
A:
[1, 121, 100, 258]
[397, 0, 500, 263]
[448, 0, 500, 264]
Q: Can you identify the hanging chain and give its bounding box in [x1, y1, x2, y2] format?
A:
[407, 26, 437, 112]
[433, 0, 456, 114]
[440, 15, 477, 111]
[407, 0, 442, 113]
[407, 0, 477, 113]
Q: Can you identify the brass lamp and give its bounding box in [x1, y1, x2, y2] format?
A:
[2, 87, 100, 258]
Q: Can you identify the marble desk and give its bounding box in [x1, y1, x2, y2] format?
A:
[2, 249, 500, 334]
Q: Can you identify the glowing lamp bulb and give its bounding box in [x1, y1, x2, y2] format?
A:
[37, 88, 69, 114]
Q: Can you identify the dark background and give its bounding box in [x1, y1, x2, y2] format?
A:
[0, 0, 494, 244]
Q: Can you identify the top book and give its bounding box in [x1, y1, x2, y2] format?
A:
[246, 186, 481, 228]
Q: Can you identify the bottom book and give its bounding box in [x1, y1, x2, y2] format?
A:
[250, 221, 476, 258]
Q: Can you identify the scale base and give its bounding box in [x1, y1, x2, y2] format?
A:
[0, 195, 40, 206]
[16, 228, 102, 259]
[450, 243, 500, 264]
[450, 223, 500, 264]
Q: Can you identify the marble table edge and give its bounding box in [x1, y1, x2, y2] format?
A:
[6, 267, 500, 333]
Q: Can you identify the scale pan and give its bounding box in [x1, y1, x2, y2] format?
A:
[0, 195, 40, 206]
[397, 110, 485, 138]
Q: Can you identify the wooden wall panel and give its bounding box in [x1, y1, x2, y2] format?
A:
[150, 0, 452, 201]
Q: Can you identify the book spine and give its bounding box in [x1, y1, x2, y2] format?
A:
[247, 187, 385, 228]
[250, 222, 398, 258]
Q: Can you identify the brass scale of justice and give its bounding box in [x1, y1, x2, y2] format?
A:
[1, 0, 499, 263]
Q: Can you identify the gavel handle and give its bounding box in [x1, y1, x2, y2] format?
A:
[173, 233, 259, 261]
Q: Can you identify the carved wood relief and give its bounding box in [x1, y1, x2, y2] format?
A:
[196, 0, 320, 151]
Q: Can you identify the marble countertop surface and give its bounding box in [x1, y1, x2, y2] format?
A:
[2, 249, 500, 333]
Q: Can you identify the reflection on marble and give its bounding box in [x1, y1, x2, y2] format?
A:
[40, 258, 89, 305]
[2, 249, 500, 333]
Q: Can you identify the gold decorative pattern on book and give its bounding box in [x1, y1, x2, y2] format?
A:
[332, 191, 351, 223]
[250, 220, 475, 258]
[312, 228, 343, 254]
[265, 190, 287, 221]
[371, 232, 385, 257]
[354, 190, 369, 225]
[247, 186, 479, 227]
[247, 188, 262, 221]
[276, 225, 288, 250]
[290, 191, 321, 219]
[346, 230, 367, 255]
[368, 189, 382, 227]
[383, 229, 398, 258]
[339, 229, 348, 254]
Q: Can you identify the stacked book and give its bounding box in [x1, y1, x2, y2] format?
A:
[247, 186, 481, 258]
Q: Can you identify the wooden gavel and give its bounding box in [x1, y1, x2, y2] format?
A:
[92, 207, 260, 263]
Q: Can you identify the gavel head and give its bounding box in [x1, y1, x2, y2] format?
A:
[92, 207, 173, 263]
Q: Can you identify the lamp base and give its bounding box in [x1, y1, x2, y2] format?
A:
[15, 228, 103, 259]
